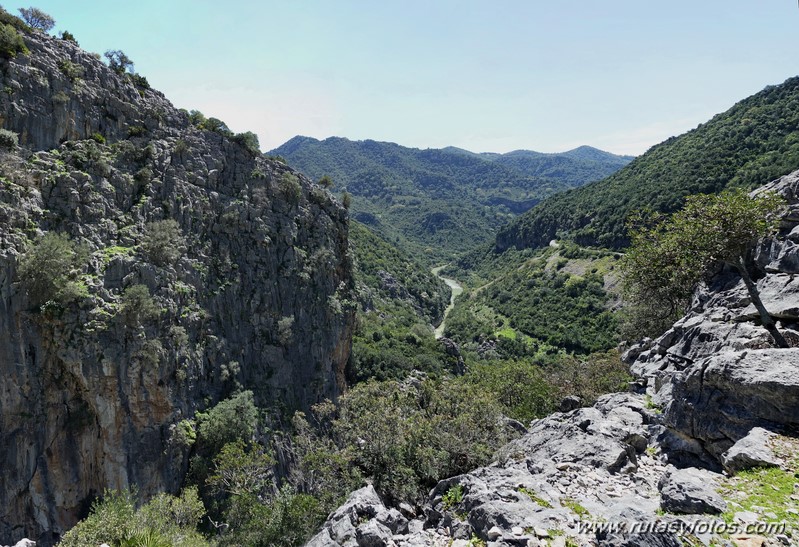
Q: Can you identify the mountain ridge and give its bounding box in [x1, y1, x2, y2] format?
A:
[270, 136, 633, 262]
[496, 75, 799, 252]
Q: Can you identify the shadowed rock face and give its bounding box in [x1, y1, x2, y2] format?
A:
[0, 29, 354, 544]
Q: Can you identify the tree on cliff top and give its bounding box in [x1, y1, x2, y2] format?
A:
[621, 188, 788, 347]
[18, 7, 54, 32]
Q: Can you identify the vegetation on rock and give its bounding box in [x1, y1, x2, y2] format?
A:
[621, 189, 787, 343]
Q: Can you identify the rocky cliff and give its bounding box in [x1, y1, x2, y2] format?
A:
[0, 24, 354, 544]
[309, 171, 799, 546]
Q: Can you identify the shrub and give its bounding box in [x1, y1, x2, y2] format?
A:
[59, 488, 210, 547]
[0, 23, 28, 58]
[59, 30, 78, 44]
[232, 131, 260, 155]
[58, 490, 137, 547]
[18, 7, 54, 31]
[0, 128, 19, 150]
[52, 91, 69, 105]
[139, 219, 186, 267]
[17, 232, 88, 308]
[128, 73, 149, 89]
[58, 59, 84, 82]
[223, 487, 325, 547]
[278, 173, 302, 204]
[207, 439, 274, 497]
[127, 125, 146, 137]
[120, 284, 160, 326]
[195, 391, 258, 456]
[173, 139, 189, 155]
[462, 359, 554, 425]
[90, 132, 106, 144]
[334, 376, 513, 504]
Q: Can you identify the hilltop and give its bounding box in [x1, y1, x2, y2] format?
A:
[496, 76, 799, 251]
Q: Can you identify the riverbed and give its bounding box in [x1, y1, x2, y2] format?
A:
[431, 265, 463, 339]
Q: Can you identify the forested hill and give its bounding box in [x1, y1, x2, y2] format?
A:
[270, 136, 632, 262]
[496, 76, 799, 252]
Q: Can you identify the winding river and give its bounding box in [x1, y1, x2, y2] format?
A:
[431, 266, 463, 339]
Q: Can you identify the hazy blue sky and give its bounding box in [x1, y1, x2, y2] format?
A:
[4, 1, 797, 154]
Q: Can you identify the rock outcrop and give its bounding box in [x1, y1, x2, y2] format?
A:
[0, 25, 354, 545]
[308, 170, 799, 546]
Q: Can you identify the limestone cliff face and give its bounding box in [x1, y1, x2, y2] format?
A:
[0, 29, 354, 544]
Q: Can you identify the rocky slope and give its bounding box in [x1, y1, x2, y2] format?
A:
[0, 23, 354, 545]
[308, 170, 799, 546]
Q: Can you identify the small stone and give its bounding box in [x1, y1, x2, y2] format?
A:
[534, 527, 549, 538]
[486, 526, 502, 540]
[511, 526, 524, 536]
[734, 511, 761, 524]
[556, 462, 571, 471]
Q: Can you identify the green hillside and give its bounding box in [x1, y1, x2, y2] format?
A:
[271, 137, 632, 263]
[348, 221, 457, 382]
[496, 76, 799, 251]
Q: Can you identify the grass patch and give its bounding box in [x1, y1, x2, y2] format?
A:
[561, 498, 590, 518]
[518, 487, 552, 508]
[718, 463, 799, 529]
[101, 245, 135, 265]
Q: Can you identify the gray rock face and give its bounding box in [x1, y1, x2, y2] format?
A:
[657, 467, 727, 514]
[0, 29, 354, 545]
[306, 485, 400, 547]
[307, 393, 682, 546]
[721, 427, 782, 473]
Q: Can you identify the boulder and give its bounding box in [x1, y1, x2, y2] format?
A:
[306, 485, 387, 547]
[658, 468, 727, 515]
[721, 427, 782, 473]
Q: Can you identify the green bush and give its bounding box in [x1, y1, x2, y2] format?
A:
[334, 376, 513, 504]
[59, 30, 78, 44]
[195, 391, 258, 457]
[105, 49, 133, 75]
[0, 128, 19, 150]
[140, 219, 186, 267]
[278, 172, 302, 204]
[120, 284, 160, 326]
[17, 232, 88, 309]
[58, 488, 210, 547]
[223, 487, 326, 547]
[58, 59, 84, 82]
[232, 131, 260, 155]
[462, 359, 554, 425]
[0, 23, 27, 58]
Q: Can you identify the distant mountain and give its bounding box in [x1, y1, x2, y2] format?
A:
[496, 76, 799, 251]
[270, 137, 632, 263]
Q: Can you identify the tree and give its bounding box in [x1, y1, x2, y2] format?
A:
[621, 188, 788, 347]
[104, 49, 134, 75]
[18, 232, 88, 308]
[18, 7, 54, 32]
[140, 219, 186, 267]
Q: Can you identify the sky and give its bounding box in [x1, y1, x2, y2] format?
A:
[3, 1, 798, 155]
